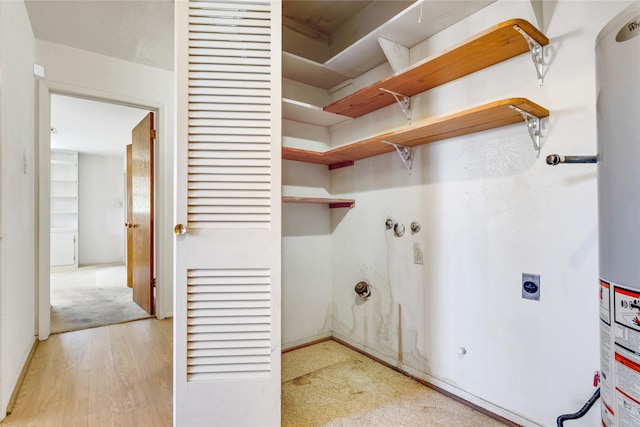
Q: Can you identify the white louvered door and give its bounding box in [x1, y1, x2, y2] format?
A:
[174, 1, 281, 425]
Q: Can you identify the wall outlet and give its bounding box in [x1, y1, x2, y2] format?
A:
[413, 243, 424, 265]
[522, 273, 540, 301]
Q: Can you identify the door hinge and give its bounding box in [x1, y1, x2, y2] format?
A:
[150, 129, 157, 139]
[152, 277, 156, 287]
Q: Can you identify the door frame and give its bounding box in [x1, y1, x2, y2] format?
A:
[36, 80, 166, 340]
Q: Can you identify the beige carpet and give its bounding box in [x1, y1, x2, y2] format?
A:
[50, 264, 151, 334]
[282, 340, 509, 427]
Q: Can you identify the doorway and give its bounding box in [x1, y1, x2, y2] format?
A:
[47, 94, 155, 333]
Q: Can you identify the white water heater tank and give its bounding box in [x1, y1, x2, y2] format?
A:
[596, 3, 640, 426]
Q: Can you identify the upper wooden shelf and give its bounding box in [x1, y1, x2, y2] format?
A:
[283, 98, 549, 166]
[324, 19, 548, 118]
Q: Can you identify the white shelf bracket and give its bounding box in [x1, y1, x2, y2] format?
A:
[510, 105, 542, 157]
[513, 24, 544, 86]
[379, 88, 412, 125]
[377, 37, 409, 73]
[381, 140, 413, 174]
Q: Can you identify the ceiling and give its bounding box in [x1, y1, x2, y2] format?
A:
[283, 1, 373, 41]
[51, 95, 150, 157]
[25, 0, 174, 71]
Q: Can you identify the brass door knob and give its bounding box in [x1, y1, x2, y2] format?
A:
[174, 223, 187, 236]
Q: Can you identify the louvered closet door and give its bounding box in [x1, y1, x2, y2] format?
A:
[174, 1, 282, 425]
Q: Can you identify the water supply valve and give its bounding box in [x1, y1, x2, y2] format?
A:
[394, 222, 405, 237]
[355, 281, 371, 299]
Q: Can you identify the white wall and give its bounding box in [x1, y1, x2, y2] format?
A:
[35, 40, 174, 318]
[0, 0, 36, 419]
[284, 1, 634, 426]
[282, 160, 333, 347]
[78, 153, 125, 266]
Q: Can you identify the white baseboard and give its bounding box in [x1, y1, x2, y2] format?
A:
[5, 337, 38, 419]
[282, 332, 332, 351]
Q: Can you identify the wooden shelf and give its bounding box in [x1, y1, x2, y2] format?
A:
[282, 196, 355, 209]
[283, 98, 549, 166]
[324, 19, 548, 118]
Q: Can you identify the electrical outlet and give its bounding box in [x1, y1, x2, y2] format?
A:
[413, 243, 424, 265]
[522, 273, 540, 301]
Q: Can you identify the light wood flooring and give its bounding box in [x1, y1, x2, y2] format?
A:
[1, 318, 172, 427]
[4, 320, 511, 426]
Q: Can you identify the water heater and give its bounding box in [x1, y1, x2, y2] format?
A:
[597, 3, 640, 426]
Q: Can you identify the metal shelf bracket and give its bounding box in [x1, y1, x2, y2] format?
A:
[379, 88, 412, 124]
[513, 24, 544, 86]
[510, 105, 542, 157]
[381, 140, 413, 174]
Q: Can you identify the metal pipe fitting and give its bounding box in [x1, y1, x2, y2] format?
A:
[394, 223, 405, 237]
[546, 154, 597, 165]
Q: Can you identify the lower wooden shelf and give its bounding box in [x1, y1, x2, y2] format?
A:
[282, 196, 355, 209]
[282, 98, 549, 167]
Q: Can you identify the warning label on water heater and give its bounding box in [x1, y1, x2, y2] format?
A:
[601, 280, 611, 324]
[614, 286, 640, 354]
[602, 321, 614, 407]
[615, 349, 640, 426]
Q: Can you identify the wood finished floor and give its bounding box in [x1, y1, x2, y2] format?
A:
[4, 321, 510, 426]
[1, 318, 172, 427]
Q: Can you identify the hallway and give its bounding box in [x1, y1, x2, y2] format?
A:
[1, 319, 172, 426]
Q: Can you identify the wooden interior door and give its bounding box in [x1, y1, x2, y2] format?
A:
[131, 113, 154, 314]
[126, 143, 133, 288]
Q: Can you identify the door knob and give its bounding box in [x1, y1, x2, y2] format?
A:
[174, 223, 187, 236]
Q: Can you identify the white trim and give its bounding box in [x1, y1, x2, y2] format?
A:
[36, 80, 50, 340]
[0, 85, 4, 421]
[282, 333, 331, 351]
[36, 80, 171, 341]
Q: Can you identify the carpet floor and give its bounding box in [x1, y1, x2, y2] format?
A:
[282, 340, 509, 427]
[50, 264, 151, 334]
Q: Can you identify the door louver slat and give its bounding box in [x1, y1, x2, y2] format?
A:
[187, 268, 271, 381]
[188, 0, 271, 230]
